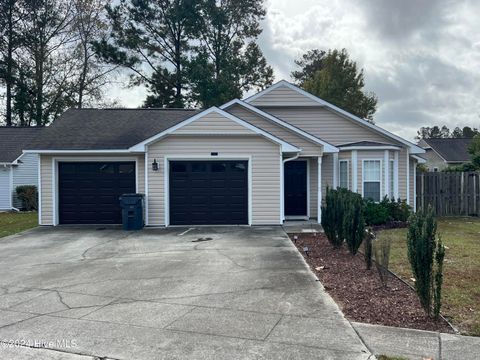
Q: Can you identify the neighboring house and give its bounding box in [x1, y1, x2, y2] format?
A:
[418, 138, 473, 171]
[0, 127, 43, 210]
[25, 80, 424, 226]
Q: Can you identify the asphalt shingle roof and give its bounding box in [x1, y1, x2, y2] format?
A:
[0, 127, 44, 163]
[28, 108, 201, 151]
[422, 138, 473, 162]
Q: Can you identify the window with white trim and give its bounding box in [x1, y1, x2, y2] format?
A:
[389, 159, 394, 199]
[339, 160, 349, 189]
[363, 160, 381, 202]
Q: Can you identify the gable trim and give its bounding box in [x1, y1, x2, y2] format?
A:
[244, 80, 425, 154]
[129, 107, 301, 153]
[220, 99, 338, 153]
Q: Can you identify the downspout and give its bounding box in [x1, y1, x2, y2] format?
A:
[281, 152, 301, 222]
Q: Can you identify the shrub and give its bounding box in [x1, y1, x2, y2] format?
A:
[374, 234, 392, 288]
[364, 228, 375, 270]
[16, 185, 38, 211]
[343, 191, 365, 255]
[384, 197, 411, 222]
[321, 187, 347, 248]
[364, 197, 411, 226]
[364, 199, 389, 225]
[407, 207, 445, 319]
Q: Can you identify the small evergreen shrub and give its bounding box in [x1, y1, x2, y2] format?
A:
[364, 197, 411, 226]
[321, 187, 347, 248]
[343, 191, 366, 255]
[407, 207, 445, 319]
[364, 199, 389, 225]
[364, 228, 375, 270]
[374, 234, 392, 288]
[16, 185, 38, 211]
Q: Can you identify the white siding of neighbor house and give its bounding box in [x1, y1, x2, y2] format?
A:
[12, 153, 39, 208]
[226, 104, 323, 157]
[0, 166, 11, 210]
[39, 154, 145, 225]
[249, 86, 320, 107]
[259, 106, 403, 147]
[147, 135, 281, 226]
[174, 112, 254, 135]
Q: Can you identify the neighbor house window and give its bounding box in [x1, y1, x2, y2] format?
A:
[389, 159, 394, 198]
[363, 160, 381, 202]
[339, 160, 349, 189]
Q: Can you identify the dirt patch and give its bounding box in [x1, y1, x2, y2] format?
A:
[290, 232, 452, 333]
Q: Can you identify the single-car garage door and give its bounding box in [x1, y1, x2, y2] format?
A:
[58, 162, 136, 224]
[169, 160, 248, 225]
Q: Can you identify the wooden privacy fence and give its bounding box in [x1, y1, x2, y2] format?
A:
[416, 171, 480, 216]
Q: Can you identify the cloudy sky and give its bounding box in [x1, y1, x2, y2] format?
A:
[112, 0, 480, 141]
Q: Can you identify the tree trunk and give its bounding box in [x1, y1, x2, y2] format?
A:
[5, 1, 14, 126]
[78, 40, 89, 108]
[174, 31, 182, 108]
[34, 44, 44, 126]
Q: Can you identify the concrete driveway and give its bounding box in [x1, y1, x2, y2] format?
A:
[0, 226, 371, 359]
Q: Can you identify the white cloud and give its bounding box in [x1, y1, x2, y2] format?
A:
[112, 0, 480, 141]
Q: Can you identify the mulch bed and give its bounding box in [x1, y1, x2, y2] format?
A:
[290, 232, 453, 333]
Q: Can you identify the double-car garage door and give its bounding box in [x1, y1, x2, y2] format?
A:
[58, 160, 248, 225]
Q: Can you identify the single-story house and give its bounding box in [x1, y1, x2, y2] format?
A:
[0, 127, 43, 210]
[417, 138, 473, 171]
[26, 80, 425, 226]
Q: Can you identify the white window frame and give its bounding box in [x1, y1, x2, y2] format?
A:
[362, 159, 383, 202]
[338, 159, 350, 190]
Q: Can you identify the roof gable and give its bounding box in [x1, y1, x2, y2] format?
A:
[220, 99, 337, 153]
[130, 107, 300, 153]
[247, 83, 320, 107]
[245, 80, 424, 154]
[174, 110, 256, 135]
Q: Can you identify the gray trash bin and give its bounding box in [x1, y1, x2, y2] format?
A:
[119, 194, 145, 230]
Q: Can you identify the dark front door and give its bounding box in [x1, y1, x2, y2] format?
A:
[169, 160, 248, 225]
[284, 160, 307, 216]
[58, 162, 136, 224]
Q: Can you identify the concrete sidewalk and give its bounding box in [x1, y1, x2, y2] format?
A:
[352, 322, 480, 360]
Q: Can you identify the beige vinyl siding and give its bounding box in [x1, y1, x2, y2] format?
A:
[39, 154, 145, 225]
[175, 112, 254, 135]
[410, 158, 416, 207]
[250, 86, 319, 107]
[259, 107, 402, 147]
[147, 135, 281, 225]
[137, 156, 145, 194]
[227, 104, 323, 156]
[40, 155, 53, 225]
[398, 148, 408, 202]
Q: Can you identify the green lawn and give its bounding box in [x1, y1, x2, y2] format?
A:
[0, 212, 38, 238]
[378, 217, 480, 336]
